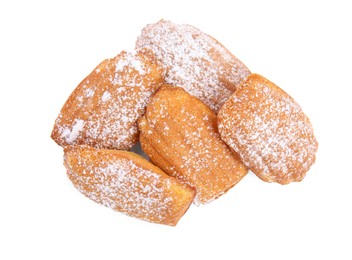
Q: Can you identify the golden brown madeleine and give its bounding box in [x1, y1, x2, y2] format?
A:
[64, 145, 195, 226]
[51, 49, 164, 150]
[218, 74, 318, 184]
[136, 19, 250, 112]
[138, 86, 248, 205]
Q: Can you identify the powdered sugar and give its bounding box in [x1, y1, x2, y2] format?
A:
[60, 119, 85, 144]
[101, 91, 111, 102]
[115, 53, 146, 75]
[84, 88, 95, 97]
[136, 20, 251, 112]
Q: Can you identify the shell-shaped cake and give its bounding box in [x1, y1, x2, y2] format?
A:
[139, 86, 248, 204]
[64, 145, 195, 225]
[136, 20, 250, 112]
[218, 74, 318, 184]
[51, 49, 164, 150]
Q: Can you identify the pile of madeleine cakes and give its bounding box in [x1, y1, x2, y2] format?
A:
[51, 20, 318, 226]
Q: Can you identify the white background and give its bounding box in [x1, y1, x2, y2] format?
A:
[1, 0, 351, 259]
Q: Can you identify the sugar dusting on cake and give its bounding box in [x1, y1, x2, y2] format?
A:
[139, 87, 247, 205]
[60, 119, 85, 144]
[136, 19, 250, 112]
[218, 75, 318, 184]
[52, 49, 164, 150]
[64, 146, 177, 223]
